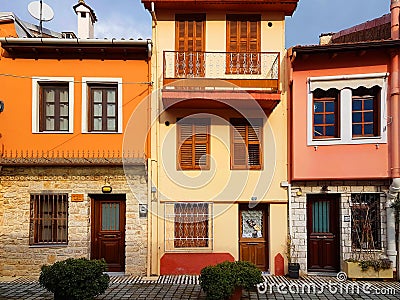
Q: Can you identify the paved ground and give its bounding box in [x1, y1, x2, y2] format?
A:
[0, 275, 399, 299]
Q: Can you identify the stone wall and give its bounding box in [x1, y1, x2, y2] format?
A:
[290, 180, 390, 274]
[0, 165, 147, 278]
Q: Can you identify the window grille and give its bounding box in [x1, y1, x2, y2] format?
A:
[30, 193, 68, 245]
[351, 193, 381, 250]
[165, 202, 212, 250]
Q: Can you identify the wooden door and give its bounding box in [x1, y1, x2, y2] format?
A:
[175, 14, 205, 77]
[239, 204, 268, 271]
[307, 194, 340, 272]
[91, 195, 125, 272]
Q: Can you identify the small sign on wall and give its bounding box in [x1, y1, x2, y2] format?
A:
[71, 194, 84, 202]
[343, 215, 351, 222]
[139, 204, 148, 218]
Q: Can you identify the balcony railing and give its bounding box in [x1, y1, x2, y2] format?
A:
[163, 51, 280, 89]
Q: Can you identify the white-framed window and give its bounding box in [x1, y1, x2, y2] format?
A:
[81, 77, 123, 133]
[307, 73, 388, 146]
[165, 202, 213, 251]
[32, 77, 74, 133]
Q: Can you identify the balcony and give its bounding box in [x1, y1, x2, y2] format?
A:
[162, 51, 281, 110]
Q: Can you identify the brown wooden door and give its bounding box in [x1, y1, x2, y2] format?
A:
[307, 194, 340, 272]
[239, 204, 268, 271]
[175, 14, 205, 77]
[91, 195, 125, 272]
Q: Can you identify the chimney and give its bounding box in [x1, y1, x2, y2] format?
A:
[73, 0, 97, 39]
[319, 33, 333, 45]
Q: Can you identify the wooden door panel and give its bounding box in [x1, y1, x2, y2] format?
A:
[100, 240, 120, 263]
[308, 240, 320, 268]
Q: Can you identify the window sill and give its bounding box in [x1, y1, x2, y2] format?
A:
[351, 249, 383, 252]
[33, 131, 73, 134]
[165, 248, 213, 253]
[309, 136, 386, 146]
[82, 131, 122, 134]
[29, 244, 68, 248]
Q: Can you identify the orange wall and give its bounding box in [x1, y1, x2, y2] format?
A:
[291, 51, 390, 180]
[0, 53, 150, 158]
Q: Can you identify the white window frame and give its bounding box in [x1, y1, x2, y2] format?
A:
[32, 77, 74, 133]
[164, 202, 213, 252]
[307, 73, 388, 146]
[81, 77, 123, 133]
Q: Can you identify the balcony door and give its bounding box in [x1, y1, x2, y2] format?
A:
[175, 14, 205, 78]
[226, 15, 261, 74]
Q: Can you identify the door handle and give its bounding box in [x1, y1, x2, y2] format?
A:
[103, 234, 117, 238]
[246, 242, 258, 245]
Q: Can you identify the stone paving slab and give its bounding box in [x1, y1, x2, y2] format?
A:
[0, 275, 399, 299]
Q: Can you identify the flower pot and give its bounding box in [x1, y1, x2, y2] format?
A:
[54, 291, 73, 300]
[343, 261, 393, 279]
[229, 287, 242, 300]
[288, 263, 300, 279]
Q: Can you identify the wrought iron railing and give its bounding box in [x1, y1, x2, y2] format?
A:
[163, 51, 280, 85]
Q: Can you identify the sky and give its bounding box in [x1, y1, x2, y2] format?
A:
[1, 0, 390, 47]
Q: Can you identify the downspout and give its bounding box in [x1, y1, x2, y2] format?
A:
[387, 0, 400, 277]
[150, 2, 157, 25]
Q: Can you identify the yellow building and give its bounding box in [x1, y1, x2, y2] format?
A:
[141, 0, 299, 275]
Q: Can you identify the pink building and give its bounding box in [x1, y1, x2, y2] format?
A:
[288, 1, 400, 277]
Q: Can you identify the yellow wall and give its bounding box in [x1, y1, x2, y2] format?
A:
[149, 8, 288, 275]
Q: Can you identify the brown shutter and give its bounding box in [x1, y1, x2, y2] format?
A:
[178, 123, 194, 169]
[231, 119, 262, 169]
[175, 14, 205, 77]
[178, 119, 210, 170]
[226, 15, 261, 74]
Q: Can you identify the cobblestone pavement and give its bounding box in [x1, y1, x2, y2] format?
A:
[0, 275, 399, 299]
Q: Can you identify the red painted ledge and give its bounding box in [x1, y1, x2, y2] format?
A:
[160, 253, 235, 275]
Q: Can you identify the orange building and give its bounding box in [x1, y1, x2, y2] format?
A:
[288, 3, 399, 276]
[0, 2, 152, 277]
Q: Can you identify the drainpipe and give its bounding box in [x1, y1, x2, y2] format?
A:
[150, 2, 157, 25]
[387, 179, 400, 269]
[388, 0, 400, 279]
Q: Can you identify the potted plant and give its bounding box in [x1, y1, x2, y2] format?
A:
[39, 258, 110, 300]
[286, 234, 300, 279]
[200, 260, 263, 300]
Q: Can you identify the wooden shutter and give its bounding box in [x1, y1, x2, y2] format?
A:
[226, 15, 261, 74]
[175, 14, 205, 77]
[178, 119, 210, 170]
[231, 119, 262, 169]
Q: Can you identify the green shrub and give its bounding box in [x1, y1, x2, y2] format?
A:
[199, 261, 263, 300]
[39, 258, 110, 300]
[233, 261, 263, 290]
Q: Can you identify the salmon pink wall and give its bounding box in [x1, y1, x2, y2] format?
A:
[291, 52, 390, 180]
[0, 55, 150, 157]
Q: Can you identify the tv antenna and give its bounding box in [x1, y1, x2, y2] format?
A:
[28, 0, 54, 36]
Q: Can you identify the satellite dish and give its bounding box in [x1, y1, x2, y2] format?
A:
[28, 1, 54, 22]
